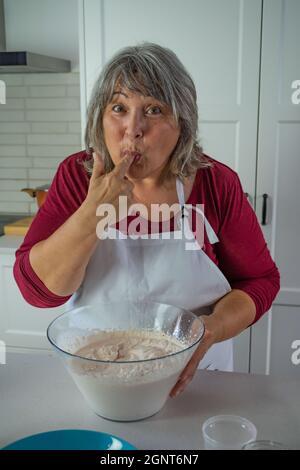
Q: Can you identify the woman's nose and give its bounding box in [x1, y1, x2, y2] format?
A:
[124, 111, 145, 139]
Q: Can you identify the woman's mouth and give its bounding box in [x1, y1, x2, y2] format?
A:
[133, 153, 142, 164]
[122, 150, 142, 164]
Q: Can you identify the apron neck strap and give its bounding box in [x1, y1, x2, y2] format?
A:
[176, 177, 186, 206]
[175, 177, 219, 245]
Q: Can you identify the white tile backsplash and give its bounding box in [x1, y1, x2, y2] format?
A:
[29, 202, 38, 214]
[25, 98, 79, 110]
[0, 180, 27, 191]
[2, 99, 25, 110]
[0, 158, 31, 168]
[28, 168, 57, 180]
[28, 134, 81, 145]
[0, 111, 25, 122]
[0, 147, 27, 157]
[28, 180, 52, 187]
[0, 72, 82, 214]
[27, 145, 79, 157]
[0, 135, 26, 145]
[0, 123, 31, 133]
[32, 158, 64, 168]
[0, 202, 29, 212]
[31, 122, 69, 133]
[6, 87, 29, 98]
[29, 86, 66, 98]
[68, 122, 81, 133]
[0, 191, 30, 202]
[0, 169, 27, 179]
[0, 75, 24, 86]
[67, 86, 80, 97]
[23, 74, 80, 86]
[26, 110, 80, 122]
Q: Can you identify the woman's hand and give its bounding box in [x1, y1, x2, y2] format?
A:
[82, 151, 136, 222]
[170, 290, 256, 398]
[169, 315, 223, 398]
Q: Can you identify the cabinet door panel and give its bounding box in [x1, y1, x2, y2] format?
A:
[251, 0, 300, 375]
[0, 254, 64, 349]
[269, 306, 300, 377]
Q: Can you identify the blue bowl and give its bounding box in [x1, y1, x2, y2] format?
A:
[2, 429, 136, 450]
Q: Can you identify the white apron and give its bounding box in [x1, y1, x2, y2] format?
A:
[67, 178, 233, 371]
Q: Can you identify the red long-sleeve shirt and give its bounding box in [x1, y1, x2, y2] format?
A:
[13, 150, 280, 323]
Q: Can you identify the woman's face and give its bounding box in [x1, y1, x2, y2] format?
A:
[102, 87, 180, 185]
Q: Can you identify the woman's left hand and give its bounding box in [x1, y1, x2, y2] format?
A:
[169, 315, 222, 398]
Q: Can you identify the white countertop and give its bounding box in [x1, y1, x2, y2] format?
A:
[0, 352, 299, 450]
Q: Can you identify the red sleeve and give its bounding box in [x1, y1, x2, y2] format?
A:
[214, 170, 280, 324]
[13, 151, 89, 308]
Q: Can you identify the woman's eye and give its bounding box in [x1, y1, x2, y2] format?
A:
[112, 104, 124, 113]
[147, 106, 162, 115]
[111, 105, 162, 115]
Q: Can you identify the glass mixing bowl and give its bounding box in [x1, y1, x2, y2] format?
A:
[47, 300, 205, 421]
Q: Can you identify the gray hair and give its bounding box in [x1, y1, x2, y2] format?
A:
[82, 42, 212, 182]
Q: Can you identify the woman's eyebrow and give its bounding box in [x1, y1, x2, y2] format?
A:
[112, 91, 155, 100]
[112, 91, 128, 98]
[110, 91, 166, 108]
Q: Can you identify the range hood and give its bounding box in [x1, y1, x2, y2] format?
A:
[0, 0, 71, 73]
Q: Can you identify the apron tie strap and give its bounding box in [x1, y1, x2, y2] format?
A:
[192, 205, 219, 244]
[176, 178, 219, 244]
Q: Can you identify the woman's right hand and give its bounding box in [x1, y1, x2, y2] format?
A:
[83, 151, 136, 222]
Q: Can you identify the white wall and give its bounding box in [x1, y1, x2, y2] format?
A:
[3, 0, 79, 71]
[0, 0, 81, 214]
[0, 72, 81, 214]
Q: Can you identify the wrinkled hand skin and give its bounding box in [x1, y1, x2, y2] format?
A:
[169, 315, 220, 398]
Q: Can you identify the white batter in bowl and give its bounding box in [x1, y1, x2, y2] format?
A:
[47, 300, 205, 421]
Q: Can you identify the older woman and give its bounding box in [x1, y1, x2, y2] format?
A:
[14, 42, 280, 397]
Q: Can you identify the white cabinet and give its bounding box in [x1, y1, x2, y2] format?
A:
[250, 0, 300, 377]
[0, 237, 64, 352]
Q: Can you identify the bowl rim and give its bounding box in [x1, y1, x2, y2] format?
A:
[46, 299, 206, 365]
[2, 428, 136, 450]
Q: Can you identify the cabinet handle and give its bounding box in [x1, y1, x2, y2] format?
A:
[261, 193, 268, 225]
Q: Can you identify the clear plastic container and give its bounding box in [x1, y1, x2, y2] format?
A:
[242, 440, 289, 450]
[47, 300, 205, 421]
[202, 415, 257, 450]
